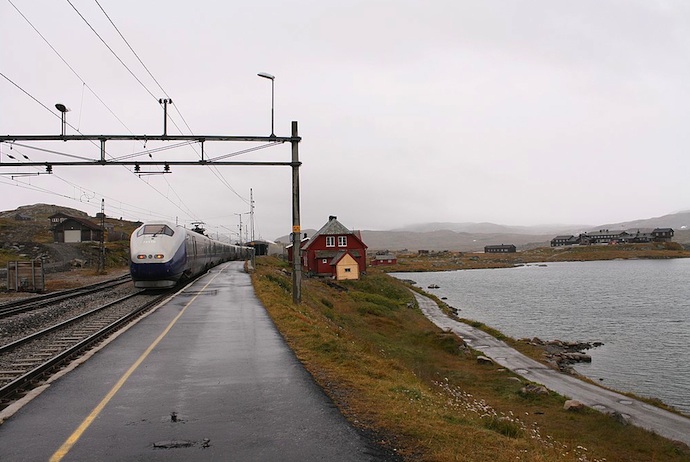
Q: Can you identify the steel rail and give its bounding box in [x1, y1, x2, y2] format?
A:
[0, 275, 131, 318]
[0, 291, 169, 404]
[0, 292, 142, 353]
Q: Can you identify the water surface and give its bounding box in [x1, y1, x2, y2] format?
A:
[392, 259, 690, 414]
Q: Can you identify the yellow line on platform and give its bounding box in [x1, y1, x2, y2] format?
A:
[50, 269, 223, 462]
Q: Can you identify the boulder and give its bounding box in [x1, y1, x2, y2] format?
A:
[563, 400, 585, 411]
[520, 384, 549, 396]
[476, 356, 494, 366]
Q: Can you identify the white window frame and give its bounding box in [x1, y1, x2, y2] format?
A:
[338, 236, 347, 247]
[326, 236, 335, 247]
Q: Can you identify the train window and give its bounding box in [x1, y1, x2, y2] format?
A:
[138, 224, 174, 237]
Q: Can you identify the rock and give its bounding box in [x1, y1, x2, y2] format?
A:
[476, 355, 494, 366]
[611, 411, 631, 425]
[563, 400, 585, 411]
[520, 384, 549, 396]
[561, 352, 592, 363]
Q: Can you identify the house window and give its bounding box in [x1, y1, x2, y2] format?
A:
[338, 236, 347, 247]
[322, 259, 328, 263]
[345, 268, 351, 273]
[326, 236, 335, 247]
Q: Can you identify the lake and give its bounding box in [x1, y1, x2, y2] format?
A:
[392, 259, 690, 415]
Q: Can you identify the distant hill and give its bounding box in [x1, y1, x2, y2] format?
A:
[590, 210, 690, 232]
[392, 222, 591, 236]
[276, 211, 690, 252]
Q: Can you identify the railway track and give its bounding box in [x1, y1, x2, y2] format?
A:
[0, 274, 132, 319]
[0, 287, 170, 410]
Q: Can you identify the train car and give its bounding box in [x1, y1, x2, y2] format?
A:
[129, 221, 253, 288]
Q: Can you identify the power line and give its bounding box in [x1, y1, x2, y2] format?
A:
[6, 0, 134, 134]
[93, 0, 168, 99]
[65, 0, 158, 101]
[0, 71, 60, 120]
[88, 1, 253, 206]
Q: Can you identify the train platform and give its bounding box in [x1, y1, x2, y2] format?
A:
[0, 261, 384, 461]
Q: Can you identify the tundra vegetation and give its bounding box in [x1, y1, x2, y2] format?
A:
[251, 256, 690, 462]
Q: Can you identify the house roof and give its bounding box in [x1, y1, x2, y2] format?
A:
[552, 235, 575, 240]
[54, 216, 103, 231]
[303, 216, 367, 250]
[653, 228, 674, 233]
[329, 250, 358, 266]
[315, 216, 352, 236]
[315, 249, 362, 259]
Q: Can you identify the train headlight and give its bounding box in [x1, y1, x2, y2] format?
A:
[137, 254, 147, 260]
[154, 254, 165, 259]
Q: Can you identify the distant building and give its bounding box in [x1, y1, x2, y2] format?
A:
[484, 244, 516, 254]
[288, 216, 367, 280]
[652, 228, 674, 242]
[550, 235, 579, 247]
[52, 216, 104, 243]
[551, 228, 675, 246]
[371, 254, 397, 266]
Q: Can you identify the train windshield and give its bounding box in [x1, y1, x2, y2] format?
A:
[138, 224, 175, 237]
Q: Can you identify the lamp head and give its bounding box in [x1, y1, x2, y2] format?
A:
[55, 103, 70, 113]
[257, 72, 275, 80]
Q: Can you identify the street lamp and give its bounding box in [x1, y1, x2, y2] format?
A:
[55, 103, 70, 137]
[257, 72, 275, 138]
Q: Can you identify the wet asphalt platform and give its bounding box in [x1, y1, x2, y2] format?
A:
[0, 262, 383, 461]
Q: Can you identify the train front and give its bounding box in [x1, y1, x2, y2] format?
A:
[129, 222, 186, 288]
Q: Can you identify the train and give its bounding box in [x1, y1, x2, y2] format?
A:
[129, 221, 254, 288]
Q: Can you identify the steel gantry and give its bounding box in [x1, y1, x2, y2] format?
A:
[0, 122, 303, 304]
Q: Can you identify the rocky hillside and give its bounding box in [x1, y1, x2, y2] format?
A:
[0, 203, 138, 268]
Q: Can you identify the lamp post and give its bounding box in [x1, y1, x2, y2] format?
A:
[55, 103, 70, 137]
[257, 72, 275, 138]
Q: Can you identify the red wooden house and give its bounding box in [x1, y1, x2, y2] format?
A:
[288, 216, 367, 280]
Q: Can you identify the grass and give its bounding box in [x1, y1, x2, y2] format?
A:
[251, 256, 690, 462]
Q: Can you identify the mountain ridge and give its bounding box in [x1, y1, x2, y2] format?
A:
[277, 211, 690, 251]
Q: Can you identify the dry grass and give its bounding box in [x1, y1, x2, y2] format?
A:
[252, 256, 690, 462]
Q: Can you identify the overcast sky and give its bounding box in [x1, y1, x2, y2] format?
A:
[2, 1, 689, 240]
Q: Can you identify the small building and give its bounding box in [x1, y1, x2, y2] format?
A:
[652, 228, 674, 242]
[370, 254, 397, 266]
[551, 235, 579, 247]
[332, 251, 360, 281]
[484, 244, 516, 254]
[289, 216, 367, 279]
[580, 230, 630, 245]
[52, 216, 104, 243]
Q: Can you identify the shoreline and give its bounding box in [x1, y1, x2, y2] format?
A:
[413, 291, 690, 446]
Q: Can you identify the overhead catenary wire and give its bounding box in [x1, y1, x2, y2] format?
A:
[89, 0, 255, 208]
[4, 2, 275, 231]
[6, 0, 135, 134]
[65, 0, 158, 102]
[1, 7, 204, 225]
[0, 71, 203, 223]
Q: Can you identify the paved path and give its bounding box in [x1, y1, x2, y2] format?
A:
[414, 292, 690, 446]
[0, 262, 386, 461]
